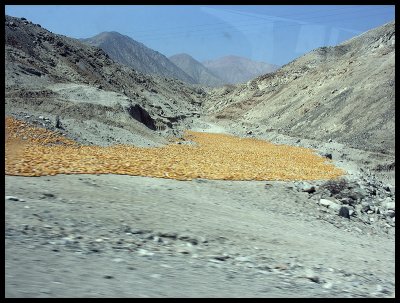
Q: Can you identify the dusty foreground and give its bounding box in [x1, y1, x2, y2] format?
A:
[5, 171, 395, 298]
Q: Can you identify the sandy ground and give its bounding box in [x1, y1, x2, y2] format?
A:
[5, 120, 395, 298]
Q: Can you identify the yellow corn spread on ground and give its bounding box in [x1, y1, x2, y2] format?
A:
[5, 116, 345, 181]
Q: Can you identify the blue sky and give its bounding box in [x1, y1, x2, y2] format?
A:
[5, 5, 395, 66]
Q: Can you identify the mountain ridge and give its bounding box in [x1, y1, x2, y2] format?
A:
[169, 53, 226, 87]
[202, 55, 279, 84]
[81, 31, 197, 84]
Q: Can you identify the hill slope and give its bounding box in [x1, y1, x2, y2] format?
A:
[205, 21, 395, 154]
[81, 32, 196, 84]
[5, 16, 205, 146]
[202, 55, 279, 84]
[169, 53, 225, 87]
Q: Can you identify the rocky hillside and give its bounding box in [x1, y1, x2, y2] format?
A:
[81, 32, 196, 84]
[202, 55, 279, 84]
[5, 15, 206, 145]
[205, 21, 395, 154]
[169, 53, 225, 87]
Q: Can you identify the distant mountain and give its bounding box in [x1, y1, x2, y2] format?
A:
[81, 32, 196, 84]
[169, 53, 225, 87]
[202, 55, 279, 84]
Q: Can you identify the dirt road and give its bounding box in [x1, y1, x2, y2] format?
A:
[5, 121, 395, 298]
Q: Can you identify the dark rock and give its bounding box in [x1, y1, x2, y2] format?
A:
[338, 206, 350, 219]
[213, 254, 230, 261]
[6, 196, 20, 201]
[305, 269, 320, 283]
[157, 231, 178, 239]
[55, 115, 63, 129]
[131, 229, 152, 235]
[361, 201, 371, 212]
[385, 210, 395, 218]
[178, 235, 199, 245]
[302, 186, 316, 194]
[340, 197, 352, 205]
[126, 104, 156, 130]
[324, 153, 333, 159]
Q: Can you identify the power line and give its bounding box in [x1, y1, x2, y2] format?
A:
[130, 8, 390, 41]
[130, 10, 393, 42]
[127, 5, 367, 36]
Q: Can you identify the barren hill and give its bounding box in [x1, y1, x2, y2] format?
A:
[81, 32, 196, 84]
[169, 53, 225, 87]
[205, 21, 395, 154]
[5, 16, 205, 146]
[202, 55, 279, 84]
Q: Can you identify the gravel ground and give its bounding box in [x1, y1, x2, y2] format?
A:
[5, 161, 395, 297]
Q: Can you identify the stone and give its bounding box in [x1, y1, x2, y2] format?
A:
[131, 229, 151, 235]
[385, 202, 395, 210]
[323, 282, 333, 289]
[354, 227, 363, 233]
[302, 186, 316, 194]
[329, 202, 342, 211]
[55, 115, 62, 129]
[138, 249, 154, 256]
[157, 231, 178, 239]
[213, 254, 230, 261]
[385, 210, 395, 218]
[235, 256, 251, 262]
[178, 234, 199, 245]
[176, 247, 192, 254]
[6, 196, 20, 201]
[61, 237, 74, 245]
[319, 199, 333, 208]
[338, 206, 350, 219]
[304, 269, 320, 283]
[361, 201, 371, 212]
[340, 197, 352, 205]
